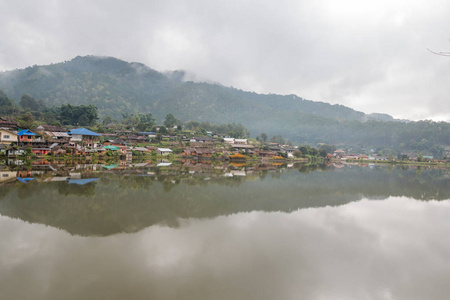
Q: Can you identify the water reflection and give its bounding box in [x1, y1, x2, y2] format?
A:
[1, 197, 450, 300]
[0, 163, 449, 236]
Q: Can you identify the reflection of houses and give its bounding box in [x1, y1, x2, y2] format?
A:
[17, 170, 33, 178]
[257, 150, 278, 158]
[7, 145, 27, 156]
[32, 147, 51, 156]
[0, 128, 18, 145]
[0, 144, 6, 155]
[68, 128, 101, 148]
[0, 170, 17, 183]
[157, 148, 172, 155]
[333, 149, 345, 158]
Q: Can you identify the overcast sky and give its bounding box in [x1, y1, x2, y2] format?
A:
[1, 0, 450, 121]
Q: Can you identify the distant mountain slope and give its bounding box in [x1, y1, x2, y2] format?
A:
[0, 56, 367, 124]
[1, 56, 450, 152]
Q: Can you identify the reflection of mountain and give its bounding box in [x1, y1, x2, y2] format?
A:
[0, 166, 449, 236]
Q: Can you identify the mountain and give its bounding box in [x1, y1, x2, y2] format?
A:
[0, 56, 365, 129]
[1, 56, 449, 153]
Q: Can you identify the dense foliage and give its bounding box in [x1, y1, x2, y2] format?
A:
[0, 55, 449, 156]
[184, 121, 249, 138]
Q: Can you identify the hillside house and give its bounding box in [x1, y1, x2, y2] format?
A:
[138, 132, 157, 138]
[0, 119, 19, 130]
[231, 144, 255, 152]
[50, 143, 66, 155]
[68, 128, 101, 148]
[257, 150, 278, 158]
[125, 135, 146, 144]
[17, 129, 36, 143]
[234, 139, 247, 145]
[0, 129, 18, 145]
[132, 147, 149, 153]
[333, 149, 346, 158]
[183, 148, 214, 157]
[157, 148, 172, 156]
[35, 124, 65, 132]
[190, 136, 216, 143]
[45, 131, 71, 142]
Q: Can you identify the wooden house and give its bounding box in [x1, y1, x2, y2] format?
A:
[68, 128, 101, 148]
[0, 119, 19, 130]
[32, 148, 51, 156]
[0, 128, 18, 145]
[157, 148, 172, 156]
[17, 129, 36, 143]
[35, 124, 65, 132]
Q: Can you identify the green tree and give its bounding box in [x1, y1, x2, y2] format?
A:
[159, 126, 168, 135]
[18, 112, 36, 128]
[0, 90, 18, 114]
[164, 113, 177, 128]
[102, 115, 113, 125]
[19, 94, 44, 111]
[261, 132, 268, 143]
[319, 149, 328, 157]
[60, 104, 99, 126]
[136, 113, 156, 131]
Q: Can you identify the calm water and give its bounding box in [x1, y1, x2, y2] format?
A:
[1, 163, 450, 299]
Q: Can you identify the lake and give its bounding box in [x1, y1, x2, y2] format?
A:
[1, 163, 450, 299]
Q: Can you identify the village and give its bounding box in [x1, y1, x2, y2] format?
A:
[0, 118, 448, 165]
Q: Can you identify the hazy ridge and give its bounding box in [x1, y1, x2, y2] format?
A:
[1, 56, 449, 152]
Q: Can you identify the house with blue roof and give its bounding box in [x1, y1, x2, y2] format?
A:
[67, 128, 101, 148]
[17, 129, 36, 143]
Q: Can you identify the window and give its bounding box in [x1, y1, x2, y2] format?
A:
[2, 174, 9, 178]
[3, 135, 10, 139]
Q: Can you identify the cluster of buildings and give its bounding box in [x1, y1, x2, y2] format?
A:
[0, 120, 304, 161]
[0, 124, 104, 157]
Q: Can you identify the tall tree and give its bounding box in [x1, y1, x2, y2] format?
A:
[19, 94, 45, 111]
[0, 90, 18, 114]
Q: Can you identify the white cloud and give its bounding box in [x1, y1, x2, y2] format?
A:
[1, 197, 450, 299]
[1, 0, 450, 120]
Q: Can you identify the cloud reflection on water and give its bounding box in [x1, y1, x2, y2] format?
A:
[1, 196, 450, 300]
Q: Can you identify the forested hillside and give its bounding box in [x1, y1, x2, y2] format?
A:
[1, 55, 449, 154]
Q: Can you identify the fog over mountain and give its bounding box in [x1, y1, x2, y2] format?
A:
[1, 0, 450, 122]
[1, 56, 450, 153]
